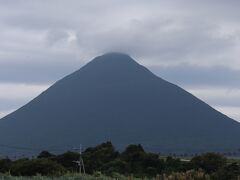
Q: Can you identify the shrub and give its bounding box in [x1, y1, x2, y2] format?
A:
[0, 158, 11, 173]
[190, 153, 226, 173]
[10, 158, 66, 176]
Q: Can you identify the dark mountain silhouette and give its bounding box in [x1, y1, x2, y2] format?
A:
[0, 53, 240, 155]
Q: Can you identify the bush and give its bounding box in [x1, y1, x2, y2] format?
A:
[10, 158, 66, 176]
[101, 159, 127, 175]
[55, 151, 79, 172]
[212, 162, 240, 180]
[191, 153, 226, 173]
[0, 158, 11, 173]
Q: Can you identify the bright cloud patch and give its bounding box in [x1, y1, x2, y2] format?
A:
[0, 83, 49, 118]
[187, 87, 240, 122]
[0, 109, 15, 119]
[215, 106, 240, 122]
[0, 83, 49, 100]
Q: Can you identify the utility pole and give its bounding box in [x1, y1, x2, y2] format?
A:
[73, 145, 85, 174]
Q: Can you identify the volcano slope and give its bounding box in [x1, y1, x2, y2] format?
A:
[0, 53, 239, 154]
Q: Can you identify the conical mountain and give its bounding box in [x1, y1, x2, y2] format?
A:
[0, 53, 240, 154]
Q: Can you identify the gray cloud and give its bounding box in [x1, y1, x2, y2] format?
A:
[150, 64, 240, 88]
[0, 0, 240, 73]
[0, 52, 81, 84]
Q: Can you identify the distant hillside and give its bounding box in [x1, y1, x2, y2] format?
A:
[0, 53, 240, 155]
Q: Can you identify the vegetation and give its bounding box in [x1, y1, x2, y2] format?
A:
[0, 142, 239, 179]
[0, 172, 211, 180]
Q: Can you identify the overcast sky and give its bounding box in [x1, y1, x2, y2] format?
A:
[0, 0, 240, 122]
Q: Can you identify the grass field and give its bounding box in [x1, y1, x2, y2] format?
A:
[0, 174, 116, 180]
[0, 171, 212, 180]
[226, 156, 240, 164]
[0, 174, 142, 180]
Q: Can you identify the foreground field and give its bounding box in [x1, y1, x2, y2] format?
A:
[0, 174, 113, 180]
[0, 172, 212, 180]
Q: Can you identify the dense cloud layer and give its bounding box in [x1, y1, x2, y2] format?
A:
[0, 0, 240, 121]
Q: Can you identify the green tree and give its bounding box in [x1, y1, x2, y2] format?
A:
[55, 151, 79, 172]
[38, 151, 55, 159]
[164, 156, 183, 173]
[191, 153, 226, 173]
[121, 144, 164, 176]
[83, 141, 119, 173]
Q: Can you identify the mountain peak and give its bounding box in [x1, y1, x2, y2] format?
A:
[89, 52, 137, 67]
[99, 52, 131, 59]
[56, 52, 152, 87]
[70, 52, 151, 82]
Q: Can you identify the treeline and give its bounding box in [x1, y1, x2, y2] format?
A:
[0, 142, 240, 179]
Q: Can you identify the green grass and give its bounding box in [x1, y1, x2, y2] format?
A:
[0, 174, 110, 180]
[0, 174, 144, 180]
[0, 171, 213, 180]
[226, 156, 240, 164]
